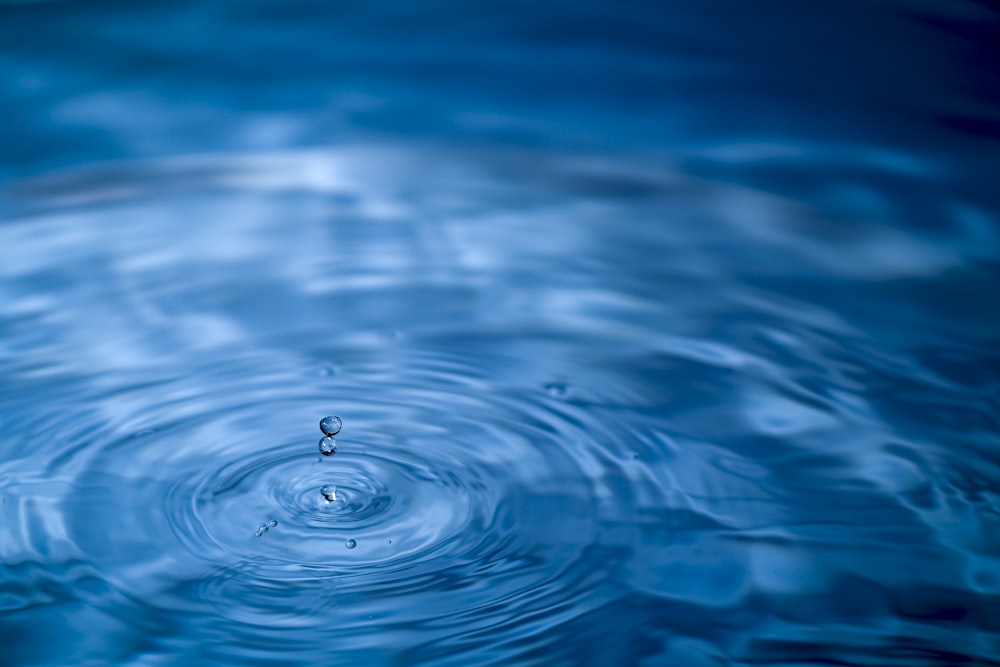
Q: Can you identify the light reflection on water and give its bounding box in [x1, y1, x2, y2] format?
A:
[2, 1, 1000, 665]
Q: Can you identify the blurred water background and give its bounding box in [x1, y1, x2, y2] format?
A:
[2, 1, 1000, 665]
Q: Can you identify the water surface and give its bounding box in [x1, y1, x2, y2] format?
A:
[2, 2, 1000, 666]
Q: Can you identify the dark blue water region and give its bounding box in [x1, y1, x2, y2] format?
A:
[2, 1, 1000, 177]
[2, 1, 1000, 666]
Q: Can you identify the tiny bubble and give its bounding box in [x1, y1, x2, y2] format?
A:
[321, 485, 337, 502]
[320, 415, 342, 436]
[345, 538, 357, 549]
[268, 520, 278, 528]
[319, 436, 337, 456]
[545, 382, 567, 397]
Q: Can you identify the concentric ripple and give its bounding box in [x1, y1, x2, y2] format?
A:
[47, 362, 622, 639]
[2, 145, 999, 665]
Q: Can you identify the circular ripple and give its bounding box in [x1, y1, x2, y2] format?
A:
[53, 358, 639, 634]
[195, 442, 478, 566]
[2, 152, 690, 662]
[11, 147, 981, 665]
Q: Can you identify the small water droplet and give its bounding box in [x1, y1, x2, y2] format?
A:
[321, 485, 337, 502]
[387, 539, 392, 544]
[320, 415, 342, 436]
[319, 436, 337, 456]
[268, 520, 278, 528]
[255, 526, 265, 537]
[345, 538, 357, 549]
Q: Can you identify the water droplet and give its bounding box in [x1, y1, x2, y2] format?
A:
[255, 526, 266, 537]
[321, 485, 337, 502]
[268, 520, 278, 528]
[345, 538, 357, 549]
[320, 415, 342, 436]
[387, 539, 392, 544]
[319, 436, 337, 456]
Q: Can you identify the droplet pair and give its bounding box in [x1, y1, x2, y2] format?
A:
[318, 415, 341, 456]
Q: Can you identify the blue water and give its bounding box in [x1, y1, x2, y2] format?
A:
[3, 2, 1000, 665]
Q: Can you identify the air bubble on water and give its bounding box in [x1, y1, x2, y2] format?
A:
[268, 520, 278, 528]
[319, 436, 337, 456]
[320, 415, 342, 436]
[345, 539, 357, 549]
[321, 485, 337, 502]
[545, 382, 568, 397]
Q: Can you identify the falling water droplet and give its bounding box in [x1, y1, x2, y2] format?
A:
[319, 436, 337, 456]
[345, 539, 357, 549]
[320, 415, 342, 436]
[321, 485, 337, 502]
